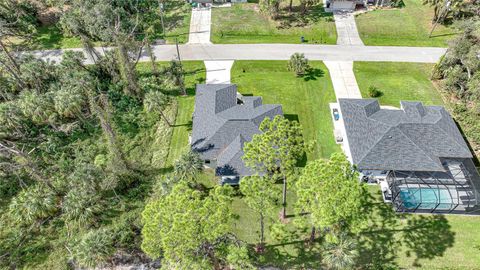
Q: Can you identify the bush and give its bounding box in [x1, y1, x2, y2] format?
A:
[287, 53, 309, 77]
[390, 0, 405, 8]
[368, 86, 382, 98]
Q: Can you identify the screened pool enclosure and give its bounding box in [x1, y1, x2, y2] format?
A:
[387, 159, 480, 213]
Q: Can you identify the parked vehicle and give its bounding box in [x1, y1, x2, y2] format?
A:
[332, 108, 340, 121]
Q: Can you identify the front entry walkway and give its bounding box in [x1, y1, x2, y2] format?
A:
[188, 7, 212, 44]
[205, 60, 234, 84]
[324, 61, 362, 100]
[334, 11, 364, 46]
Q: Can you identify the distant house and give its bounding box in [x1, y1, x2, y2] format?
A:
[337, 99, 480, 213]
[326, 0, 391, 10]
[191, 84, 283, 184]
[189, 0, 247, 5]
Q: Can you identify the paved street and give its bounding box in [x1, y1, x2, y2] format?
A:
[29, 44, 446, 64]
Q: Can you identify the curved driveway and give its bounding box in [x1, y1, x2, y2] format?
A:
[29, 44, 446, 64]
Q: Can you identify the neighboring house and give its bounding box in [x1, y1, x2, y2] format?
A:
[189, 0, 247, 4]
[337, 99, 480, 213]
[326, 0, 391, 10]
[191, 84, 283, 184]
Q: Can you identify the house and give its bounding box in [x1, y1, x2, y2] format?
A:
[191, 84, 283, 184]
[189, 0, 247, 5]
[326, 0, 391, 10]
[337, 99, 480, 213]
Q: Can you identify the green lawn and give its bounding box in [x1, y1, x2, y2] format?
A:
[354, 62, 444, 106]
[31, 26, 85, 49]
[211, 3, 337, 44]
[231, 61, 340, 160]
[360, 186, 480, 270]
[355, 0, 457, 47]
[21, 3, 191, 50]
[145, 61, 207, 166]
[160, 2, 192, 44]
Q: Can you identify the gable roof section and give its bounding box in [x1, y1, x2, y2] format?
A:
[339, 99, 472, 171]
[191, 84, 283, 176]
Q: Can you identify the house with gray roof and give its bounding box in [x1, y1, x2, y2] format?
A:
[191, 84, 283, 184]
[337, 99, 480, 213]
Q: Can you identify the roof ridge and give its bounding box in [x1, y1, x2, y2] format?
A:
[428, 123, 471, 156]
[396, 125, 444, 169]
[358, 126, 442, 170]
[217, 135, 245, 164]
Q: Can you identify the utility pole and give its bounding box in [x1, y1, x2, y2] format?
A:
[175, 37, 182, 64]
[430, 0, 451, 38]
[175, 37, 186, 95]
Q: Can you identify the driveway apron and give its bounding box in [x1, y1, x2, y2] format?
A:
[334, 11, 364, 46]
[188, 7, 212, 44]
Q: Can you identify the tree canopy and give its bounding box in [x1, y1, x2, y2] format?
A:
[295, 153, 366, 233]
[243, 115, 304, 218]
[141, 182, 238, 269]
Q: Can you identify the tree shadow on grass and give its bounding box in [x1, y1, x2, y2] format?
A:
[302, 67, 325, 81]
[403, 215, 454, 267]
[275, 5, 334, 29]
[261, 227, 323, 269]
[173, 120, 192, 130]
[358, 189, 455, 269]
[357, 198, 401, 268]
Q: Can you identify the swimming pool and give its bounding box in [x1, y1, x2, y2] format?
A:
[399, 188, 453, 210]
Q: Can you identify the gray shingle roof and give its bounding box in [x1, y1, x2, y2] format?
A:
[339, 99, 472, 171]
[192, 84, 283, 176]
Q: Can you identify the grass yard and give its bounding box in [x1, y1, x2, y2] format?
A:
[211, 3, 337, 44]
[362, 186, 480, 269]
[231, 61, 340, 160]
[353, 62, 444, 107]
[139, 61, 207, 165]
[355, 0, 457, 47]
[160, 2, 192, 44]
[31, 26, 85, 49]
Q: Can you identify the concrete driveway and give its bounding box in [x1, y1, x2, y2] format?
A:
[205, 60, 234, 84]
[334, 11, 364, 46]
[324, 61, 362, 100]
[188, 8, 212, 44]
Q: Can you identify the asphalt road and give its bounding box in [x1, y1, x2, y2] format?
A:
[28, 44, 447, 64]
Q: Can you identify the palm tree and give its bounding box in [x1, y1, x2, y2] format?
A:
[287, 53, 309, 77]
[173, 148, 203, 182]
[322, 235, 359, 270]
[165, 60, 186, 95]
[54, 88, 86, 119]
[143, 91, 172, 127]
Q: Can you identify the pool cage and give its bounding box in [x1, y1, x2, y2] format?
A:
[387, 159, 480, 213]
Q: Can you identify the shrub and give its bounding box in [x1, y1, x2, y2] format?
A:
[287, 53, 309, 77]
[368, 86, 382, 98]
[390, 0, 405, 8]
